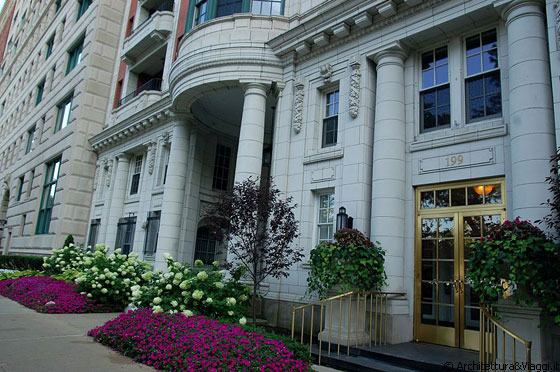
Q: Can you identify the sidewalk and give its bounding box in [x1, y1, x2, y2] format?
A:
[0, 296, 153, 372]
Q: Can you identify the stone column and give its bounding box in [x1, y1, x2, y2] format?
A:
[234, 83, 268, 184]
[503, 0, 556, 224]
[104, 154, 130, 250]
[370, 46, 407, 292]
[154, 119, 190, 270]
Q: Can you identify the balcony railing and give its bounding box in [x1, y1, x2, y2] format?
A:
[117, 78, 163, 108]
[129, 0, 174, 38]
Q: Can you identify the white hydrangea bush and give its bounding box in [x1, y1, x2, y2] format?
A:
[42, 243, 85, 274]
[74, 245, 151, 309]
[132, 254, 250, 320]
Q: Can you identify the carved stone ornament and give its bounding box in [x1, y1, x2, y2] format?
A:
[320, 64, 333, 83]
[148, 141, 157, 175]
[93, 162, 101, 191]
[349, 57, 361, 119]
[162, 131, 171, 146]
[293, 80, 305, 134]
[105, 159, 113, 188]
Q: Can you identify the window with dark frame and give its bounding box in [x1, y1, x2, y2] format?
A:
[420, 46, 450, 133]
[322, 89, 339, 147]
[36, 80, 45, 105]
[115, 216, 136, 255]
[16, 176, 24, 202]
[130, 155, 142, 195]
[465, 29, 502, 123]
[55, 0, 62, 12]
[161, 146, 170, 185]
[143, 211, 161, 255]
[194, 226, 219, 264]
[55, 94, 73, 132]
[212, 144, 231, 191]
[25, 126, 35, 154]
[194, 0, 208, 25]
[76, 0, 92, 20]
[66, 37, 84, 75]
[216, 0, 242, 17]
[251, 0, 282, 15]
[36, 156, 62, 235]
[87, 218, 101, 249]
[45, 36, 54, 59]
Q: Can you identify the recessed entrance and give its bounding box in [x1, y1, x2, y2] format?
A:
[414, 178, 506, 350]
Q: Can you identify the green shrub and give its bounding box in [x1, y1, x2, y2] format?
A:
[0, 269, 45, 281]
[132, 254, 251, 321]
[0, 255, 45, 270]
[307, 228, 386, 298]
[468, 217, 560, 325]
[42, 243, 85, 275]
[51, 268, 83, 283]
[74, 245, 151, 309]
[63, 234, 75, 248]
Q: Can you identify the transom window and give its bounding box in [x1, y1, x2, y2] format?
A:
[251, 0, 281, 15]
[420, 47, 450, 133]
[420, 182, 502, 209]
[318, 193, 335, 243]
[322, 89, 339, 147]
[465, 29, 502, 123]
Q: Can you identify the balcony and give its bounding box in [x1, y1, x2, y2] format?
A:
[118, 78, 163, 108]
[121, 0, 174, 65]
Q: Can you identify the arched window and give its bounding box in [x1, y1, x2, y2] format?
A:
[194, 226, 220, 264]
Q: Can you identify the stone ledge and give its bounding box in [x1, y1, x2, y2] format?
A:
[303, 147, 344, 165]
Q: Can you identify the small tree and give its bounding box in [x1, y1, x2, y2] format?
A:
[536, 148, 560, 240]
[205, 178, 302, 325]
[63, 234, 75, 248]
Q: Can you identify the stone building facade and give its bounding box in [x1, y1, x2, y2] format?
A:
[0, 0, 127, 254]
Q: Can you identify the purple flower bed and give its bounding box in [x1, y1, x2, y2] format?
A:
[0, 276, 116, 313]
[88, 308, 311, 371]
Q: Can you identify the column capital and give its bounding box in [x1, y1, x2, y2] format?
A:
[115, 152, 130, 161]
[499, 0, 544, 25]
[240, 82, 269, 97]
[372, 41, 408, 68]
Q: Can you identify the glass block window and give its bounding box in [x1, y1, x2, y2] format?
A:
[212, 144, 231, 191]
[130, 155, 143, 195]
[36, 157, 62, 234]
[143, 211, 161, 256]
[318, 193, 335, 243]
[251, 0, 282, 15]
[322, 89, 339, 147]
[465, 29, 502, 123]
[420, 46, 450, 133]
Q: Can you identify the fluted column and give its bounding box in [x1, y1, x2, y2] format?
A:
[105, 154, 130, 251]
[370, 46, 407, 292]
[503, 0, 556, 224]
[154, 119, 191, 270]
[234, 83, 268, 184]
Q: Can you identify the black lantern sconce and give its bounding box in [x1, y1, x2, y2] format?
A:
[335, 207, 354, 232]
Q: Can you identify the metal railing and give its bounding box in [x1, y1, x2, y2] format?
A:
[480, 305, 532, 372]
[117, 78, 162, 108]
[128, 0, 174, 38]
[291, 291, 406, 365]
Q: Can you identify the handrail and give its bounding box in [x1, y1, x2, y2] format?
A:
[480, 305, 532, 372]
[291, 290, 407, 365]
[117, 78, 163, 108]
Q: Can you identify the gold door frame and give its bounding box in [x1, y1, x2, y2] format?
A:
[414, 178, 506, 350]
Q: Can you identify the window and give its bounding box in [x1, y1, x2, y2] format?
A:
[77, 0, 92, 20]
[0, 101, 4, 116]
[322, 89, 339, 147]
[55, 94, 73, 132]
[36, 157, 62, 234]
[66, 37, 84, 75]
[143, 211, 161, 255]
[130, 155, 142, 195]
[159, 145, 170, 185]
[194, 226, 219, 264]
[251, 0, 282, 15]
[55, 0, 62, 12]
[25, 127, 35, 154]
[420, 47, 450, 133]
[87, 218, 101, 249]
[16, 176, 24, 201]
[194, 0, 208, 25]
[36, 80, 45, 105]
[465, 29, 501, 123]
[317, 193, 334, 243]
[212, 144, 231, 191]
[115, 216, 136, 255]
[216, 0, 242, 17]
[45, 36, 54, 59]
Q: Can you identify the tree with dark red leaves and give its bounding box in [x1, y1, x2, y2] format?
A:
[204, 178, 302, 325]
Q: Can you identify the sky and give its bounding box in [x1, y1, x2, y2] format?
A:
[0, 0, 5, 15]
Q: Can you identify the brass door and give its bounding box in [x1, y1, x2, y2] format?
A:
[414, 179, 506, 350]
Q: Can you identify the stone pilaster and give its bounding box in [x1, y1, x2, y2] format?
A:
[234, 82, 268, 184]
[104, 154, 130, 251]
[370, 45, 407, 292]
[503, 0, 556, 224]
[154, 118, 191, 270]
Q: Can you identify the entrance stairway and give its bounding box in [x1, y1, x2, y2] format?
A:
[312, 342, 478, 372]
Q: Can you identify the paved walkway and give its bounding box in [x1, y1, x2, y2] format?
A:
[0, 296, 153, 372]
